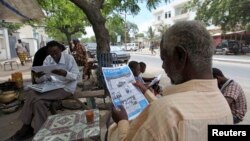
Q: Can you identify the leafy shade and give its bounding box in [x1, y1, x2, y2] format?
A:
[147, 26, 155, 41]
[0, 21, 22, 35]
[38, 0, 88, 45]
[157, 23, 168, 36]
[106, 14, 124, 44]
[69, 0, 170, 55]
[191, 0, 250, 31]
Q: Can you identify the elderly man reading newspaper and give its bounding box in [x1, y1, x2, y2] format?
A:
[6, 41, 79, 141]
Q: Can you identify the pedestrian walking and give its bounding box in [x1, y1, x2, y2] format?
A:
[15, 39, 27, 66]
[150, 41, 156, 55]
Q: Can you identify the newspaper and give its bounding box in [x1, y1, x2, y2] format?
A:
[148, 74, 162, 86]
[102, 65, 149, 120]
[32, 65, 63, 74]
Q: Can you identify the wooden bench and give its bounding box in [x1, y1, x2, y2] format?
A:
[3, 60, 19, 71]
[74, 89, 105, 98]
[49, 89, 105, 114]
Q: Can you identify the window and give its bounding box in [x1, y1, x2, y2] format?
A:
[165, 11, 171, 19]
[158, 16, 161, 20]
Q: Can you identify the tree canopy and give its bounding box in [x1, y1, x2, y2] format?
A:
[147, 26, 156, 41]
[38, 0, 88, 45]
[70, 0, 169, 55]
[0, 21, 22, 35]
[106, 14, 124, 44]
[190, 0, 250, 31]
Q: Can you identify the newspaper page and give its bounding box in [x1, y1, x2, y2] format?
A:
[148, 74, 162, 86]
[32, 65, 63, 74]
[102, 65, 149, 120]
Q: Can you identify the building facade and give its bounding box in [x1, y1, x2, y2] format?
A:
[0, 25, 49, 60]
[0, 28, 11, 60]
[15, 25, 50, 57]
[152, 0, 220, 37]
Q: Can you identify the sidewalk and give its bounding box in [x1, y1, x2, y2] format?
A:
[130, 48, 250, 64]
[0, 58, 32, 84]
[213, 56, 250, 64]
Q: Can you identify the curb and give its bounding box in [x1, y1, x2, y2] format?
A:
[130, 52, 250, 64]
[213, 58, 250, 64]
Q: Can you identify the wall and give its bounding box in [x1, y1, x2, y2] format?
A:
[22, 38, 38, 57]
[0, 28, 11, 60]
[16, 25, 49, 56]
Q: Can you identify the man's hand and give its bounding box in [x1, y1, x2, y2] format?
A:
[111, 105, 128, 124]
[51, 69, 67, 77]
[133, 80, 148, 93]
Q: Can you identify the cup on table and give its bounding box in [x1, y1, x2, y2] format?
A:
[86, 110, 94, 123]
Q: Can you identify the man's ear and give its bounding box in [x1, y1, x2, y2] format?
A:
[173, 46, 187, 69]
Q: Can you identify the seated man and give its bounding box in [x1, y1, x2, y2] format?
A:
[139, 61, 161, 95]
[7, 41, 80, 141]
[31, 46, 48, 84]
[31, 45, 66, 84]
[139, 62, 155, 82]
[108, 21, 233, 141]
[213, 68, 247, 124]
[128, 61, 145, 83]
[72, 39, 88, 80]
[128, 61, 161, 96]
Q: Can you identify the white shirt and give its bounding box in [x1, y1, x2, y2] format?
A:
[40, 53, 80, 94]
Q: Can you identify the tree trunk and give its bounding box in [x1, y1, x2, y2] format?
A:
[70, 0, 110, 58]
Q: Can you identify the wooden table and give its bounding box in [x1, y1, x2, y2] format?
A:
[33, 109, 100, 141]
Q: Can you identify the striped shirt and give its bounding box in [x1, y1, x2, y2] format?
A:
[221, 79, 247, 121]
[108, 79, 233, 141]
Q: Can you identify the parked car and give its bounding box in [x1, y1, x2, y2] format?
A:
[240, 45, 250, 54]
[85, 44, 130, 64]
[121, 43, 139, 51]
[110, 46, 130, 64]
[85, 42, 97, 58]
[214, 40, 240, 55]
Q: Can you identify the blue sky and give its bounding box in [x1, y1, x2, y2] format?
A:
[84, 1, 161, 38]
[126, 2, 154, 33]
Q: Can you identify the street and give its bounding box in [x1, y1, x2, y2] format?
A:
[130, 54, 250, 124]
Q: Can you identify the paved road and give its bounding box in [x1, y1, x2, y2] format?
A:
[214, 54, 250, 61]
[130, 54, 250, 124]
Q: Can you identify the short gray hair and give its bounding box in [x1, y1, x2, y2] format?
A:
[161, 21, 214, 71]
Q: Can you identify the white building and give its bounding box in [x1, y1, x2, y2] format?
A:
[15, 25, 50, 57]
[152, 0, 220, 35]
[0, 25, 49, 60]
[0, 28, 11, 60]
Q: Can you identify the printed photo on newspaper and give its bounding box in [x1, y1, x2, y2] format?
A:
[102, 65, 149, 120]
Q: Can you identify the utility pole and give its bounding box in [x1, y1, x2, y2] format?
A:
[124, 9, 127, 50]
[121, 0, 128, 50]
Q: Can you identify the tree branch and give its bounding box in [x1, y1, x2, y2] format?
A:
[70, 0, 92, 12]
[98, 0, 105, 9]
